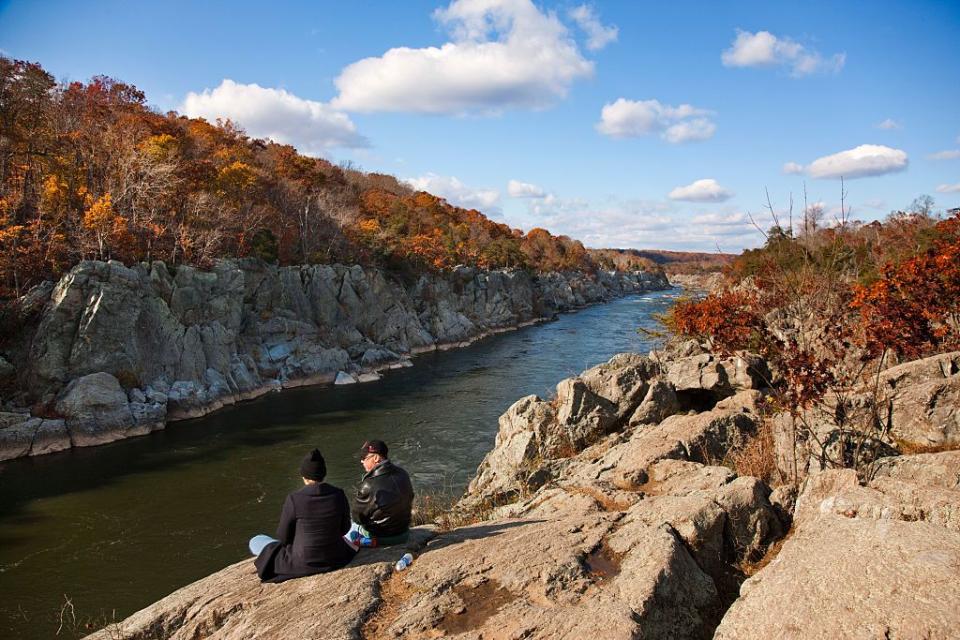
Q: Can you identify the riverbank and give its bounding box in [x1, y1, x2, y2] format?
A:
[86, 346, 960, 639]
[0, 260, 669, 461]
[0, 291, 679, 639]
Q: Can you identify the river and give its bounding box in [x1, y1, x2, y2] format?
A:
[0, 290, 679, 638]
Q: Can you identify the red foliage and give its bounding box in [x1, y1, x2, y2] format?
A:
[670, 290, 763, 354]
[851, 213, 960, 358]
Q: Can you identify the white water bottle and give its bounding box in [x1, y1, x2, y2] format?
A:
[395, 553, 413, 571]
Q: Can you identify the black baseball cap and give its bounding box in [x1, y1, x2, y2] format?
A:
[359, 439, 388, 459]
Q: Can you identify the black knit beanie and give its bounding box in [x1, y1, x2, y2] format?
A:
[300, 449, 326, 481]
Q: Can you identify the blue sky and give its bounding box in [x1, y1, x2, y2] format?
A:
[2, 0, 959, 251]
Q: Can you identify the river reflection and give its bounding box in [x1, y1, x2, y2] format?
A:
[0, 290, 678, 638]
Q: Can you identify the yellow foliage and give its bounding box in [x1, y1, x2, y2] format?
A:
[216, 161, 256, 202]
[40, 174, 70, 214]
[358, 219, 382, 234]
[139, 134, 179, 160]
[83, 193, 116, 232]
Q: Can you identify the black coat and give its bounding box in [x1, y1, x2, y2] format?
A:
[254, 482, 357, 583]
[352, 460, 415, 537]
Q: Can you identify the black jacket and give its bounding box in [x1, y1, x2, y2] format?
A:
[254, 482, 357, 583]
[352, 460, 414, 537]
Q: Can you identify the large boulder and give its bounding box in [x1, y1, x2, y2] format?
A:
[0, 413, 69, 460]
[55, 372, 143, 447]
[376, 514, 720, 640]
[578, 353, 658, 418]
[666, 353, 729, 394]
[715, 513, 960, 639]
[889, 376, 960, 448]
[629, 379, 680, 426]
[715, 451, 960, 639]
[465, 395, 557, 504]
[771, 352, 960, 483]
[553, 378, 618, 450]
[664, 353, 768, 410]
[565, 390, 761, 491]
[0, 412, 36, 460]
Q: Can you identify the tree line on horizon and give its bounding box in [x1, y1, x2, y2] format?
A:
[0, 57, 668, 300]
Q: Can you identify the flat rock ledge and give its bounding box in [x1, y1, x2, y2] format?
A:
[87, 351, 960, 639]
[0, 259, 669, 461]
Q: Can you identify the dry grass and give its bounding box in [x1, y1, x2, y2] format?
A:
[727, 419, 781, 486]
[410, 493, 457, 527]
[739, 531, 790, 577]
[412, 490, 519, 533]
[893, 438, 960, 456]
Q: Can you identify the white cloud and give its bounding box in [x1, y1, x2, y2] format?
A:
[568, 4, 618, 51]
[507, 179, 546, 198]
[936, 183, 960, 194]
[668, 179, 734, 203]
[807, 144, 908, 179]
[929, 150, 960, 160]
[876, 118, 902, 130]
[404, 173, 501, 213]
[721, 29, 845, 77]
[690, 212, 750, 227]
[516, 194, 762, 251]
[181, 79, 366, 154]
[596, 98, 716, 143]
[782, 161, 805, 175]
[331, 0, 593, 114]
[863, 198, 887, 210]
[663, 119, 717, 144]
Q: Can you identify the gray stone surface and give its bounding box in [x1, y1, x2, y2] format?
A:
[0, 355, 14, 379]
[55, 372, 135, 447]
[3, 260, 668, 459]
[86, 529, 436, 640]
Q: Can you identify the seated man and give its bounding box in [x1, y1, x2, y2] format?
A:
[249, 449, 357, 582]
[350, 439, 414, 546]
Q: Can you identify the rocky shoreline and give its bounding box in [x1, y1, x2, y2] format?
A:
[86, 347, 960, 639]
[0, 259, 669, 461]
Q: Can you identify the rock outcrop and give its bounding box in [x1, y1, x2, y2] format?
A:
[84, 350, 960, 639]
[715, 451, 960, 639]
[0, 259, 668, 460]
[88, 350, 785, 640]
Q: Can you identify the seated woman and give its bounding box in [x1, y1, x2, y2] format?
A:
[249, 449, 357, 582]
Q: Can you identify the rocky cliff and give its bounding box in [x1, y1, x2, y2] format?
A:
[86, 349, 960, 639]
[0, 259, 668, 460]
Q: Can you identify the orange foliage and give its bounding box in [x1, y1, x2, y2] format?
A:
[851, 213, 960, 358]
[670, 291, 762, 354]
[0, 56, 650, 299]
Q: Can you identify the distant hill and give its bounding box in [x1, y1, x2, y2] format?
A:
[591, 249, 735, 274]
